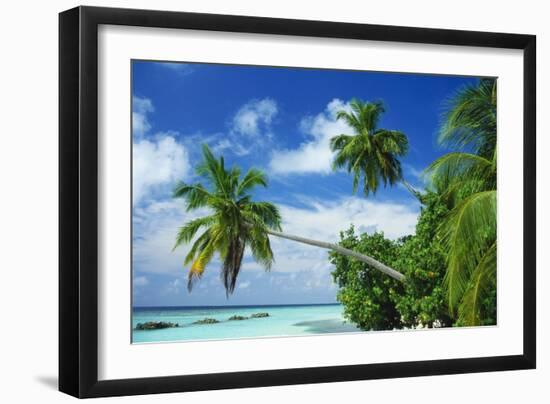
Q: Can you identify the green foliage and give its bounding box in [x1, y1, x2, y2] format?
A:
[392, 193, 452, 328]
[173, 144, 282, 295]
[427, 78, 497, 325]
[439, 78, 496, 160]
[331, 230, 403, 330]
[438, 190, 496, 315]
[332, 79, 498, 329]
[457, 242, 497, 326]
[331, 193, 451, 330]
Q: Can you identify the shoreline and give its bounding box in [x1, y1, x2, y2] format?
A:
[132, 302, 342, 310]
[133, 302, 341, 310]
[131, 303, 356, 343]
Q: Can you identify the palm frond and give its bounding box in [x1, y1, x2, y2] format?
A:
[364, 155, 380, 195]
[426, 152, 495, 201]
[228, 165, 241, 197]
[439, 190, 497, 313]
[237, 168, 268, 197]
[195, 144, 231, 197]
[329, 99, 411, 196]
[187, 230, 219, 291]
[247, 228, 274, 270]
[183, 229, 211, 266]
[373, 130, 409, 156]
[173, 182, 214, 211]
[173, 214, 218, 251]
[329, 134, 353, 152]
[360, 100, 385, 133]
[458, 242, 497, 326]
[243, 202, 282, 231]
[221, 237, 246, 295]
[336, 110, 362, 133]
[439, 78, 496, 159]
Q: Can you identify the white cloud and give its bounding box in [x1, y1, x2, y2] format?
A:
[261, 196, 418, 279]
[237, 195, 419, 295]
[133, 194, 418, 281]
[207, 98, 279, 157]
[132, 97, 192, 205]
[404, 164, 424, 180]
[280, 196, 417, 243]
[133, 198, 212, 275]
[132, 96, 154, 137]
[269, 99, 352, 175]
[211, 138, 250, 157]
[133, 276, 149, 287]
[129, 97, 417, 296]
[403, 163, 428, 191]
[164, 278, 183, 295]
[232, 98, 278, 137]
[133, 134, 191, 205]
[159, 62, 193, 75]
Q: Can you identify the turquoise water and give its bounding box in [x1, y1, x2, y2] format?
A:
[132, 304, 360, 343]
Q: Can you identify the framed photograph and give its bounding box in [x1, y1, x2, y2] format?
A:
[59, 6, 536, 398]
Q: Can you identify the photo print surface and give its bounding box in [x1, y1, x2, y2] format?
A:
[131, 60, 497, 343]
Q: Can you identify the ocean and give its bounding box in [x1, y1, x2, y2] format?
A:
[132, 303, 360, 343]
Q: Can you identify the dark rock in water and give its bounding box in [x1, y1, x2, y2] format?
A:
[251, 312, 270, 318]
[193, 318, 220, 325]
[228, 315, 248, 321]
[135, 321, 178, 330]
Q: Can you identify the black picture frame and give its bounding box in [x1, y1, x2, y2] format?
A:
[59, 5, 536, 398]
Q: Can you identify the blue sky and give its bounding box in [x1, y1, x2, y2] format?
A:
[131, 60, 477, 307]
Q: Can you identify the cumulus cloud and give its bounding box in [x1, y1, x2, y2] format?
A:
[133, 134, 191, 205]
[133, 194, 418, 279]
[238, 195, 419, 295]
[269, 99, 352, 175]
[165, 278, 182, 295]
[132, 96, 154, 137]
[402, 163, 428, 191]
[158, 62, 194, 75]
[133, 276, 149, 287]
[131, 97, 192, 205]
[130, 93, 417, 298]
[260, 196, 418, 280]
[280, 196, 417, 242]
[207, 98, 279, 157]
[232, 98, 278, 137]
[133, 198, 212, 275]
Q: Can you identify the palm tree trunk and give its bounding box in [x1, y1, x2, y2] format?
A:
[265, 228, 406, 282]
[402, 179, 421, 200]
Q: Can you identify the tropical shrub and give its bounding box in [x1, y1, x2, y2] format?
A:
[331, 192, 453, 330]
[331, 229, 403, 330]
[391, 193, 452, 328]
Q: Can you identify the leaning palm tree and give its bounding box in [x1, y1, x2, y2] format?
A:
[173, 144, 405, 295]
[330, 99, 419, 197]
[426, 78, 497, 326]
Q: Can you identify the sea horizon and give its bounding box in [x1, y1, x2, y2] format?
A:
[133, 302, 340, 310]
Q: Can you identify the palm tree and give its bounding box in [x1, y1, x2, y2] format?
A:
[330, 99, 419, 197]
[173, 144, 405, 295]
[427, 78, 497, 326]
